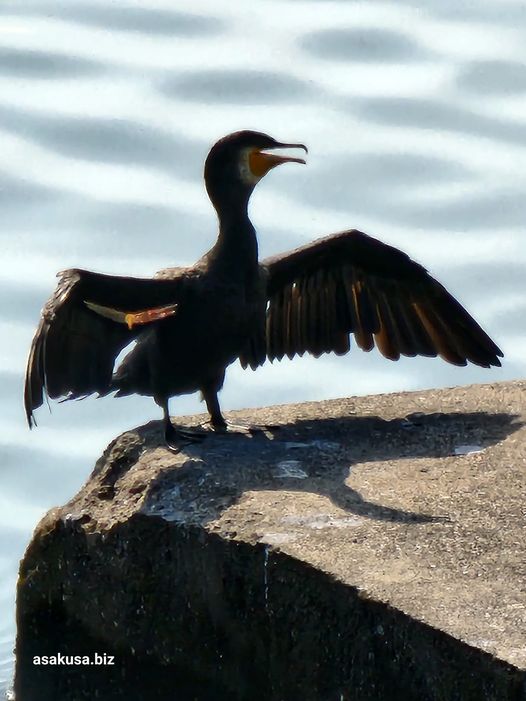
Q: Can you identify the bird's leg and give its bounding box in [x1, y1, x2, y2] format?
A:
[202, 387, 278, 435]
[161, 399, 206, 452]
[200, 386, 228, 431]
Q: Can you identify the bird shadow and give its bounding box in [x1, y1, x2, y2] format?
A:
[128, 409, 522, 527]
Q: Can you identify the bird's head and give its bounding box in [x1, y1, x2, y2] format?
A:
[204, 130, 307, 212]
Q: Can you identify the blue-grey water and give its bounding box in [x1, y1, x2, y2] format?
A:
[1, 0, 525, 693]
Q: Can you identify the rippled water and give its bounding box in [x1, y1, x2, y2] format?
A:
[1, 0, 525, 693]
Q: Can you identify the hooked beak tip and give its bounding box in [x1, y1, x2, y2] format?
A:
[276, 141, 308, 155]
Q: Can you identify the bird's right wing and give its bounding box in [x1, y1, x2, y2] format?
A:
[24, 268, 182, 426]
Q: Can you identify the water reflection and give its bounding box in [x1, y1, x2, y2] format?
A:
[47, 4, 224, 37]
[293, 151, 472, 215]
[0, 171, 60, 206]
[352, 96, 526, 147]
[161, 70, 310, 104]
[1, 443, 87, 501]
[300, 28, 429, 63]
[0, 47, 102, 79]
[80, 202, 205, 258]
[403, 189, 526, 229]
[0, 107, 202, 175]
[457, 59, 526, 96]
[405, 0, 526, 25]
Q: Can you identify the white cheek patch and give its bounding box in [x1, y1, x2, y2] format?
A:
[239, 148, 261, 186]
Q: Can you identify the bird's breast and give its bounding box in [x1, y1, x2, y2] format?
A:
[157, 272, 265, 372]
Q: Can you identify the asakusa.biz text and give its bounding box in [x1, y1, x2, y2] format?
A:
[33, 653, 115, 666]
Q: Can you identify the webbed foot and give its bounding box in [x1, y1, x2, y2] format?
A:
[164, 421, 207, 453]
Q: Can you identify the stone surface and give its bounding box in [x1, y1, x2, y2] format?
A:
[15, 381, 526, 700]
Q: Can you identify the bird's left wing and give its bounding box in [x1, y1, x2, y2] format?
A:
[24, 268, 182, 426]
[240, 229, 502, 370]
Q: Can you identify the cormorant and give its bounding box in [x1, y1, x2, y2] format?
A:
[24, 130, 503, 449]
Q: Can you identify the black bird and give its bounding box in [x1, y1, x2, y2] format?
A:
[24, 130, 503, 448]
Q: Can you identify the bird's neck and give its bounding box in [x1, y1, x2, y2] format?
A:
[209, 191, 259, 268]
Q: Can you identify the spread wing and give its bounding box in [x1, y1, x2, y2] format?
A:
[240, 230, 503, 370]
[24, 268, 182, 426]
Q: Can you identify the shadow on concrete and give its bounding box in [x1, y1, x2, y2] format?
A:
[131, 409, 522, 526]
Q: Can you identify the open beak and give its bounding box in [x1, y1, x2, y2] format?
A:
[249, 141, 308, 178]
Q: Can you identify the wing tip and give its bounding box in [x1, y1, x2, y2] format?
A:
[490, 354, 503, 368]
[24, 380, 41, 429]
[24, 321, 47, 431]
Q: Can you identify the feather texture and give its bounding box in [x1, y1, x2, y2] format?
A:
[24, 268, 183, 426]
[239, 229, 503, 370]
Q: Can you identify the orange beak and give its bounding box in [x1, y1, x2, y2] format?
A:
[249, 142, 308, 178]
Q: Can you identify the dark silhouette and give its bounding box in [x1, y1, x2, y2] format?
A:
[24, 130, 503, 449]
